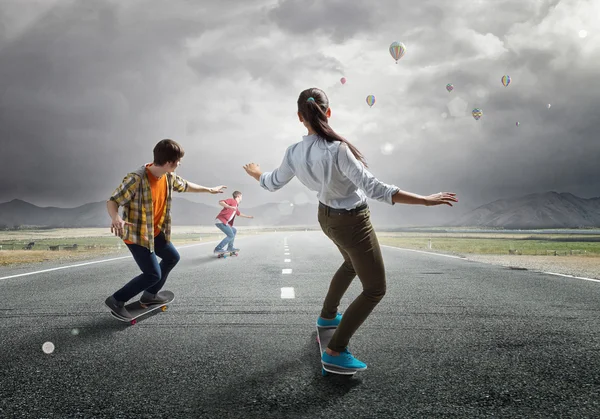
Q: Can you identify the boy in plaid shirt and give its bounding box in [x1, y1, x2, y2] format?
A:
[105, 139, 226, 318]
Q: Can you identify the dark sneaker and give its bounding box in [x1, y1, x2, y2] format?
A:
[105, 295, 132, 318]
[140, 291, 169, 305]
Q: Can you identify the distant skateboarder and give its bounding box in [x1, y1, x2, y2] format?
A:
[214, 191, 254, 254]
[243, 87, 458, 371]
[105, 139, 227, 318]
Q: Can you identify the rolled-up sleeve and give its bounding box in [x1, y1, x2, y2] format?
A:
[337, 143, 399, 205]
[259, 147, 296, 192]
[109, 174, 140, 206]
[171, 173, 188, 193]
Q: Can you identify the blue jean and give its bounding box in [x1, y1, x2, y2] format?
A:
[113, 232, 180, 302]
[215, 223, 237, 251]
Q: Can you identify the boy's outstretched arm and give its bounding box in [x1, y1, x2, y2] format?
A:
[186, 182, 227, 194]
[219, 200, 237, 210]
[238, 212, 254, 219]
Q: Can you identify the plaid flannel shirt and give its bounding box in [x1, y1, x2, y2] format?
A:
[109, 165, 188, 252]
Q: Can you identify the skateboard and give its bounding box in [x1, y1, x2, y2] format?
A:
[215, 250, 239, 259]
[110, 290, 175, 325]
[316, 325, 359, 377]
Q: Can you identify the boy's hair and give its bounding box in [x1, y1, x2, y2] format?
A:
[233, 191, 242, 199]
[153, 139, 185, 166]
[298, 87, 368, 168]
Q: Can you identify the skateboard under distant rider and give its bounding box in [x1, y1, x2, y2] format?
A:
[213, 191, 254, 255]
[105, 139, 226, 319]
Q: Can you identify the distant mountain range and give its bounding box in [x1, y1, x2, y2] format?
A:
[0, 198, 313, 229]
[0, 191, 598, 229]
[448, 192, 600, 229]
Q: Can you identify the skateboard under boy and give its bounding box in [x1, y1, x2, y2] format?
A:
[215, 249, 240, 259]
[316, 324, 359, 377]
[110, 290, 175, 325]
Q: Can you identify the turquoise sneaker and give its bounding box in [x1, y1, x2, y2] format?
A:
[322, 348, 367, 370]
[316, 312, 342, 328]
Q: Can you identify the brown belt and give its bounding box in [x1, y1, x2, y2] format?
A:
[319, 202, 368, 215]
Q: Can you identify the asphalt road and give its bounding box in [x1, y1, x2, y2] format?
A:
[1, 231, 600, 418]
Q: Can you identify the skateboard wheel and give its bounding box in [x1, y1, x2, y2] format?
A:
[130, 319, 137, 325]
[161, 306, 167, 312]
[322, 367, 327, 377]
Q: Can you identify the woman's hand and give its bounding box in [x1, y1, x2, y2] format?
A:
[243, 163, 262, 180]
[424, 192, 458, 207]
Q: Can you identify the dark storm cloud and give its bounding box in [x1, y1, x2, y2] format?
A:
[267, 0, 450, 44]
[0, 0, 598, 226]
[0, 0, 210, 205]
[188, 47, 344, 89]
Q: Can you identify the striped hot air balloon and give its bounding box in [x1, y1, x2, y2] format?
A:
[389, 41, 406, 64]
[366, 95, 376, 107]
[501, 75, 511, 87]
[472, 108, 483, 120]
[446, 83, 454, 92]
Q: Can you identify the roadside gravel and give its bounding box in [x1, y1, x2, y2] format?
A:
[462, 254, 600, 280]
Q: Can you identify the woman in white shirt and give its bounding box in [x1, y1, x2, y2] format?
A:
[243, 87, 457, 371]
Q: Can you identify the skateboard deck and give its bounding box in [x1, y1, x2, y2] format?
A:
[316, 325, 359, 376]
[110, 290, 175, 325]
[215, 250, 239, 259]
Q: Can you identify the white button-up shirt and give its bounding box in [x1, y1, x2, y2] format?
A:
[259, 134, 400, 210]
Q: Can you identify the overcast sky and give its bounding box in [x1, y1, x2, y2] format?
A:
[1, 0, 598, 221]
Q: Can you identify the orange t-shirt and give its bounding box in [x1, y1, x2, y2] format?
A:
[124, 165, 167, 244]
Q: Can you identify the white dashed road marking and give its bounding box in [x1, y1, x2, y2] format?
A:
[281, 287, 295, 299]
[0, 241, 218, 281]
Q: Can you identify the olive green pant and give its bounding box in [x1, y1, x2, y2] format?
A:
[317, 205, 386, 353]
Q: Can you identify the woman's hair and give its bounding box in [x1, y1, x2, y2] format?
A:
[297, 88, 368, 167]
[153, 139, 185, 166]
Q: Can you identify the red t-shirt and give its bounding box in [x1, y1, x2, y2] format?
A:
[216, 198, 241, 226]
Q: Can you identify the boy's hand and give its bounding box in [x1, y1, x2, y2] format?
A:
[209, 186, 227, 194]
[110, 217, 133, 237]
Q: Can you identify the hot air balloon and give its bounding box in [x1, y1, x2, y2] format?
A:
[516, 121, 520, 127]
[389, 41, 406, 64]
[472, 108, 483, 120]
[366, 95, 376, 107]
[340, 77, 346, 85]
[501, 75, 511, 87]
[547, 103, 551, 109]
[446, 83, 454, 92]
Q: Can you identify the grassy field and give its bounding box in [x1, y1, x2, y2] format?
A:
[376, 232, 600, 257]
[1, 228, 599, 267]
[0, 226, 268, 266]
